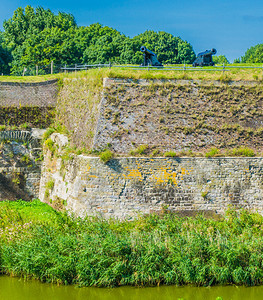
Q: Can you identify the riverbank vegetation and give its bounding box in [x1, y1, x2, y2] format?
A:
[1, 200, 263, 287]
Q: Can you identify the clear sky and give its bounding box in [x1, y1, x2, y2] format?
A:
[0, 0, 263, 62]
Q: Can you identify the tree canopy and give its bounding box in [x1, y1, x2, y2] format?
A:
[2, 6, 196, 74]
[241, 44, 263, 63]
[0, 32, 11, 74]
[213, 55, 229, 65]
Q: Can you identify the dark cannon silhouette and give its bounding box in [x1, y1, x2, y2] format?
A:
[192, 48, 217, 67]
[140, 46, 163, 67]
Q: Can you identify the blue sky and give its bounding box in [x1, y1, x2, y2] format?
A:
[0, 0, 263, 62]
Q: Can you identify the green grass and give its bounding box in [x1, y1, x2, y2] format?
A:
[0, 74, 58, 82]
[226, 147, 256, 157]
[205, 147, 221, 158]
[1, 63, 263, 83]
[1, 200, 263, 287]
[130, 144, 149, 156]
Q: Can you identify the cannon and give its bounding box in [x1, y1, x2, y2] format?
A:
[192, 48, 217, 67]
[140, 46, 163, 67]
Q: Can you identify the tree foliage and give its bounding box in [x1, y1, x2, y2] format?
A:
[132, 30, 195, 64]
[2, 6, 196, 74]
[213, 55, 229, 65]
[241, 44, 263, 63]
[0, 32, 11, 74]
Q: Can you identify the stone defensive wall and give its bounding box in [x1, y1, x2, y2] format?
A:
[39, 134, 263, 218]
[0, 130, 43, 201]
[6, 76, 260, 153]
[91, 78, 263, 154]
[0, 77, 263, 217]
[0, 79, 58, 107]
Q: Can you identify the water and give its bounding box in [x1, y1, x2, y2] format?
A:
[1, 276, 263, 300]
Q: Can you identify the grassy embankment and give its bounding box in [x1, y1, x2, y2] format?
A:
[0, 64, 262, 82]
[1, 200, 263, 287]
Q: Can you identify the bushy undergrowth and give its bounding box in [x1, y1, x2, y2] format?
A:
[99, 149, 113, 163]
[164, 151, 177, 157]
[1, 200, 263, 287]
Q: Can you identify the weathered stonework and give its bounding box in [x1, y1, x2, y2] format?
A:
[0, 80, 58, 107]
[0, 130, 42, 200]
[93, 78, 263, 154]
[39, 135, 263, 218]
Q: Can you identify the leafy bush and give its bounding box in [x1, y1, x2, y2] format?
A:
[45, 179, 55, 190]
[151, 149, 162, 157]
[99, 149, 113, 163]
[241, 44, 263, 63]
[42, 128, 56, 141]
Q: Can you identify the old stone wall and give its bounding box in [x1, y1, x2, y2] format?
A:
[39, 134, 263, 218]
[0, 80, 58, 107]
[93, 78, 263, 154]
[0, 130, 43, 200]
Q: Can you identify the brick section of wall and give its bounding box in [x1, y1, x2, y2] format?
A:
[0, 80, 58, 107]
[39, 140, 263, 218]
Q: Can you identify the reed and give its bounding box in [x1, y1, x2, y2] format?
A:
[1, 200, 263, 287]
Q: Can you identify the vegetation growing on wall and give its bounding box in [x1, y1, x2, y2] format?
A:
[0, 106, 54, 128]
[55, 70, 104, 149]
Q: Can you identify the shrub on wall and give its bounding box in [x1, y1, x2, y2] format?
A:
[99, 149, 113, 163]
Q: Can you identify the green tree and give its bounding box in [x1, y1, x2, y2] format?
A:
[132, 30, 195, 64]
[3, 6, 76, 73]
[0, 32, 11, 74]
[82, 24, 129, 64]
[213, 55, 229, 64]
[241, 44, 263, 63]
[2, 6, 197, 73]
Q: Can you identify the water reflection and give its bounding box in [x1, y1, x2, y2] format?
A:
[0, 276, 263, 300]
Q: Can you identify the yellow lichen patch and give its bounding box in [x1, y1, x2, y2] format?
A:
[152, 168, 178, 185]
[124, 169, 143, 181]
[180, 168, 190, 175]
[89, 174, 98, 178]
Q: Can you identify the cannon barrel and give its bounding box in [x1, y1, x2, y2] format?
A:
[192, 48, 217, 67]
[140, 46, 156, 57]
[140, 45, 163, 67]
[197, 48, 217, 57]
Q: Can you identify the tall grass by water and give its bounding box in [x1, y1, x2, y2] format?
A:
[1, 200, 263, 287]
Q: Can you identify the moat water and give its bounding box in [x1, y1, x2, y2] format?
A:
[1, 276, 263, 300]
